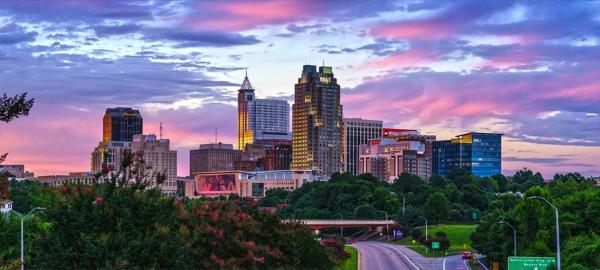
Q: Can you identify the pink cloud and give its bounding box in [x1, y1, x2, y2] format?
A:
[370, 20, 454, 40]
[362, 48, 439, 69]
[186, 1, 319, 31]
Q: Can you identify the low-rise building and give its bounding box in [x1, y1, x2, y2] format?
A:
[0, 164, 34, 179]
[191, 170, 315, 198]
[36, 172, 97, 186]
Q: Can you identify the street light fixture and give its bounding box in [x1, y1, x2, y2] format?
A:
[528, 196, 560, 270]
[497, 221, 517, 256]
[376, 210, 389, 241]
[337, 213, 343, 238]
[418, 216, 428, 242]
[12, 207, 45, 270]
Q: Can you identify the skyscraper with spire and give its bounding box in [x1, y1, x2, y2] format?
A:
[291, 65, 343, 176]
[237, 71, 290, 150]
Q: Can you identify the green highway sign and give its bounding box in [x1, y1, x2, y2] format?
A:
[508, 257, 556, 270]
[431, 241, 440, 249]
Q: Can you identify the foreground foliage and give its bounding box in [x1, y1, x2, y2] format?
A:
[2, 180, 338, 270]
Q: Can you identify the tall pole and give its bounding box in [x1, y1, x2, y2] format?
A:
[498, 221, 517, 256]
[20, 218, 24, 270]
[14, 207, 44, 270]
[338, 213, 343, 238]
[400, 193, 405, 217]
[386, 212, 389, 241]
[419, 216, 428, 242]
[528, 196, 560, 270]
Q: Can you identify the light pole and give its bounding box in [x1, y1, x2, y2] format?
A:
[12, 207, 44, 270]
[399, 193, 405, 217]
[528, 196, 560, 270]
[377, 210, 389, 241]
[418, 216, 428, 242]
[497, 221, 517, 256]
[338, 213, 343, 238]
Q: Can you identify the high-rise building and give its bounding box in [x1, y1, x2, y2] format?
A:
[342, 118, 383, 175]
[91, 140, 132, 173]
[103, 107, 143, 142]
[433, 132, 502, 177]
[237, 73, 290, 150]
[131, 134, 178, 195]
[292, 65, 343, 177]
[189, 142, 241, 176]
[359, 139, 430, 181]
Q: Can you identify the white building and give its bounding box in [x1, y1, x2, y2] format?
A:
[91, 140, 132, 173]
[342, 118, 383, 175]
[132, 134, 178, 195]
[238, 74, 290, 149]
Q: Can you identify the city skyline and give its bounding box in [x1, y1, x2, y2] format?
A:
[1, 1, 599, 177]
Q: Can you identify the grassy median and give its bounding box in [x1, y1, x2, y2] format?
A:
[338, 246, 358, 270]
[394, 224, 477, 258]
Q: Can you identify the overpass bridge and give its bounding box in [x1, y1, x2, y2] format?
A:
[287, 219, 400, 230]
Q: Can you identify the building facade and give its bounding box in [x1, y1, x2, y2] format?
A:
[103, 107, 143, 142]
[189, 143, 242, 176]
[291, 65, 343, 176]
[91, 140, 132, 173]
[0, 164, 34, 178]
[192, 170, 314, 198]
[131, 134, 178, 195]
[359, 139, 431, 181]
[382, 128, 436, 178]
[433, 132, 502, 177]
[342, 118, 383, 175]
[36, 172, 97, 186]
[237, 74, 290, 150]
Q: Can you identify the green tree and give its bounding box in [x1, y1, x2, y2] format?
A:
[354, 204, 377, 219]
[423, 192, 450, 223]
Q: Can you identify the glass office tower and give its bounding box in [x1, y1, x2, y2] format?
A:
[433, 132, 502, 177]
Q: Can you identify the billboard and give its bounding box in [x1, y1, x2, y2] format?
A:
[508, 257, 556, 270]
[196, 173, 238, 196]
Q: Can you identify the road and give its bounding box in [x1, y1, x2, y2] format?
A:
[352, 241, 419, 270]
[444, 254, 470, 270]
[351, 241, 470, 270]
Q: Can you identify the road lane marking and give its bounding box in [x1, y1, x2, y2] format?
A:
[380, 243, 421, 270]
[443, 258, 447, 270]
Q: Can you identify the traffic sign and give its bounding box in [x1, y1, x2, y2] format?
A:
[472, 211, 478, 220]
[508, 257, 556, 270]
[394, 230, 403, 238]
[492, 262, 499, 270]
[431, 241, 440, 249]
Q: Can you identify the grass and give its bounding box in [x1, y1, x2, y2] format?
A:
[338, 245, 358, 270]
[393, 224, 478, 258]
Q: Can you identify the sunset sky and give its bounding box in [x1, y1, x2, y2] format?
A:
[1, 0, 599, 178]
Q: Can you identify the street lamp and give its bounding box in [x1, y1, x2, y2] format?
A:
[528, 196, 560, 270]
[399, 193, 405, 217]
[418, 216, 428, 242]
[376, 210, 389, 241]
[497, 221, 517, 256]
[338, 213, 343, 238]
[12, 207, 44, 270]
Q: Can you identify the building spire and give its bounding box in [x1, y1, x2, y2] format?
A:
[240, 68, 254, 91]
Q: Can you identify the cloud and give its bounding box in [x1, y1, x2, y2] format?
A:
[153, 29, 261, 47]
[93, 24, 142, 37]
[0, 23, 37, 44]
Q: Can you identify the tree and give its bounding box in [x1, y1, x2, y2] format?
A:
[354, 204, 377, 219]
[0, 93, 34, 123]
[423, 192, 450, 223]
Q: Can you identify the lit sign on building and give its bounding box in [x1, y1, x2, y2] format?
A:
[196, 173, 237, 196]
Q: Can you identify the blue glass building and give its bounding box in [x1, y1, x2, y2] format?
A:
[432, 132, 502, 177]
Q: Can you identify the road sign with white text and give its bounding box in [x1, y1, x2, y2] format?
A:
[431, 241, 440, 249]
[508, 257, 556, 270]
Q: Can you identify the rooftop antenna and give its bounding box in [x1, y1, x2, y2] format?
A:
[159, 122, 163, 140]
[215, 127, 218, 144]
[322, 59, 325, 66]
[245, 67, 248, 77]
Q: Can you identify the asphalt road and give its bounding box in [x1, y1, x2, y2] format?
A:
[444, 254, 470, 270]
[352, 241, 419, 270]
[352, 241, 471, 270]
